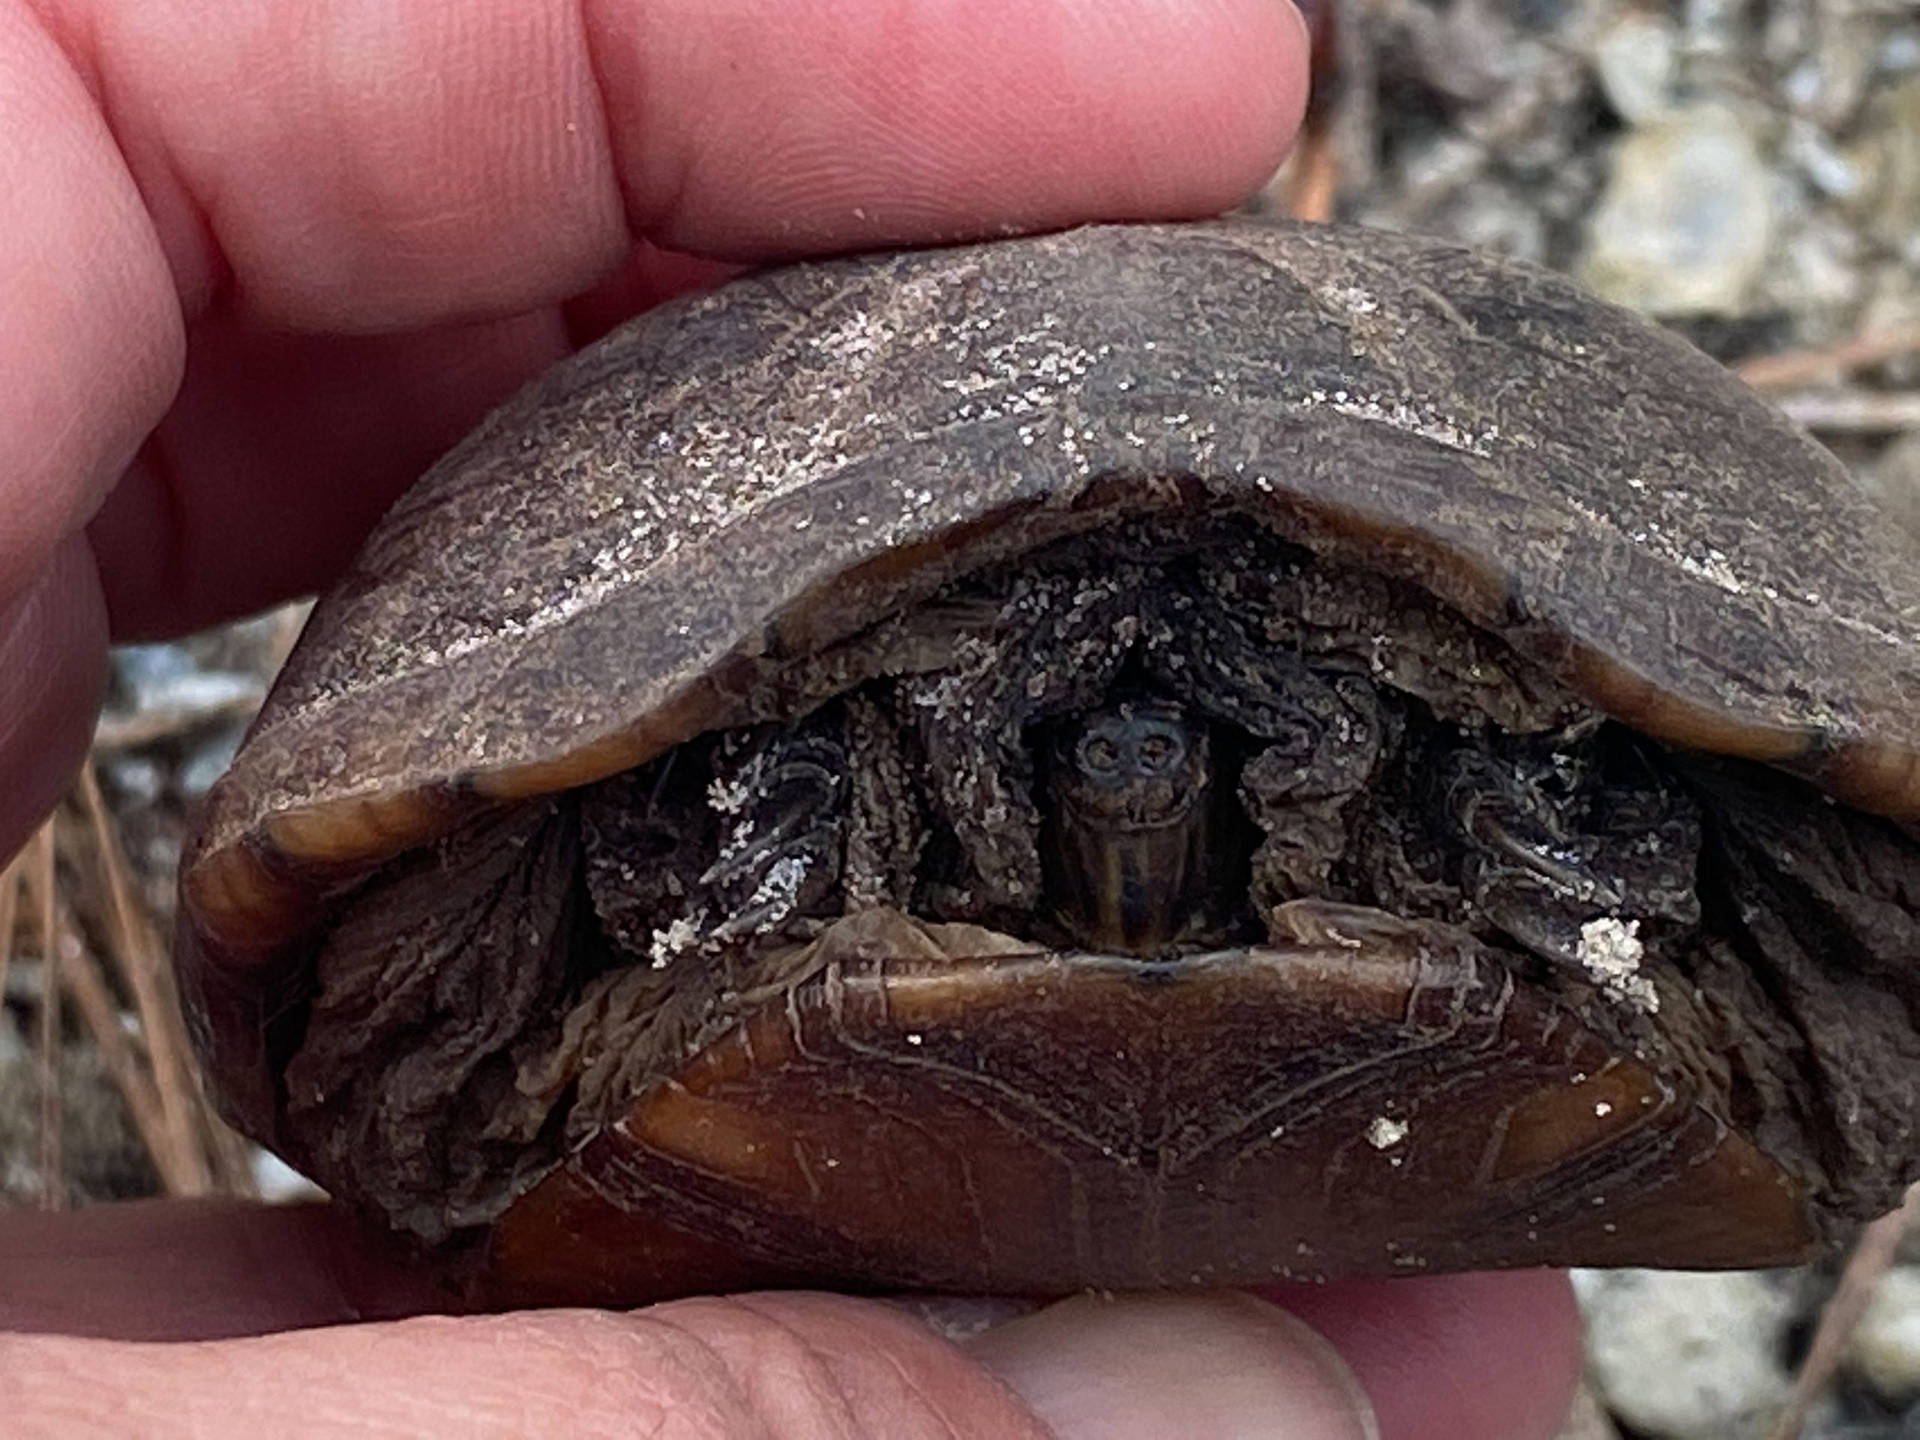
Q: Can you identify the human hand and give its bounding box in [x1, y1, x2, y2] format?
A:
[0, 1200, 1581, 1437]
[1, 2, 1582, 1435]
[2, 0, 1313, 858]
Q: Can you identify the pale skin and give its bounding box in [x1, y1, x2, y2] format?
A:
[0, 1, 1583, 1435]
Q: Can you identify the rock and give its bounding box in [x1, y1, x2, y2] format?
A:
[1680, 0, 1748, 61]
[177, 723, 245, 801]
[1768, 211, 1866, 315]
[250, 1151, 326, 1205]
[1852, 1268, 1920, 1404]
[1577, 1269, 1796, 1439]
[1864, 79, 1920, 262]
[1556, 1382, 1624, 1440]
[1592, 10, 1678, 126]
[1578, 106, 1776, 316]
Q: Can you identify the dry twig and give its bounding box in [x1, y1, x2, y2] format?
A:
[1737, 326, 1920, 392]
[76, 765, 213, 1194]
[92, 693, 263, 752]
[29, 821, 61, 1209]
[1772, 391, 1920, 433]
[0, 846, 21, 1036]
[1767, 1183, 1920, 1440]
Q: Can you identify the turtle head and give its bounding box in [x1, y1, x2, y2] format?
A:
[1041, 698, 1212, 954]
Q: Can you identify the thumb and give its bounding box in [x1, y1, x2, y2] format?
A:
[0, 1289, 1376, 1440]
[971, 1291, 1379, 1439]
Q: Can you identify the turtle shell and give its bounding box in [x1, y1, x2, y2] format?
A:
[177, 219, 1920, 1307]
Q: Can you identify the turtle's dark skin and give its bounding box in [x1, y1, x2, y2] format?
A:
[174, 218, 1920, 1308]
[598, 519, 1687, 984]
[1041, 696, 1217, 953]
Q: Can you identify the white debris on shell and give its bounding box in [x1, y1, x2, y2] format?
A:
[806, 307, 886, 369]
[1328, 284, 1382, 316]
[1577, 917, 1660, 1013]
[1678, 548, 1745, 593]
[649, 914, 704, 969]
[1367, 1116, 1410, 1150]
[1308, 386, 1501, 456]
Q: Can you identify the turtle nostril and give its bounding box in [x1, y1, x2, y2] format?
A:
[1138, 731, 1179, 773]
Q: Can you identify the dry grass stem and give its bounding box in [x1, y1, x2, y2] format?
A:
[1737, 325, 1920, 391]
[1286, 132, 1340, 223]
[51, 904, 178, 1188]
[5, 772, 256, 1207]
[0, 847, 21, 1039]
[1773, 391, 1920, 432]
[76, 765, 213, 1194]
[92, 694, 264, 752]
[30, 822, 62, 1210]
[1766, 1182, 1920, 1440]
[204, 1110, 259, 1193]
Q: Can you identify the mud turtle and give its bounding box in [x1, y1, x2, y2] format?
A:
[177, 219, 1920, 1308]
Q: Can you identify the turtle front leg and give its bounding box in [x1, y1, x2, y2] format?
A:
[701, 719, 851, 942]
[1438, 727, 1702, 970]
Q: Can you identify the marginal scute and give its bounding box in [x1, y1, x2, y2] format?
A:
[263, 787, 462, 865]
[1560, 644, 1815, 766]
[181, 840, 312, 958]
[1815, 737, 1920, 821]
[469, 674, 744, 802]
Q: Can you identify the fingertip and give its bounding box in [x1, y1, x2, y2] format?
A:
[970, 1291, 1378, 1440]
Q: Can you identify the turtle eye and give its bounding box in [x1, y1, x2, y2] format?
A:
[1079, 734, 1122, 775]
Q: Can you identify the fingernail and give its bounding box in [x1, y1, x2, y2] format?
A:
[968, 1291, 1380, 1440]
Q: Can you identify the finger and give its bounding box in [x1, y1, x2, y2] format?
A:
[0, 1, 181, 601]
[0, 1199, 444, 1341]
[86, 0, 1309, 330]
[974, 1278, 1582, 1440]
[970, 1291, 1379, 1440]
[0, 1279, 1568, 1440]
[1270, 1271, 1585, 1440]
[90, 309, 573, 637]
[0, 536, 108, 854]
[7, 0, 1308, 859]
[1, 1297, 1056, 1440]
[0, 1202, 1578, 1440]
[78, 0, 1307, 635]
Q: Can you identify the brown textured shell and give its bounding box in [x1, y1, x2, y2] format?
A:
[176, 219, 1920, 1300]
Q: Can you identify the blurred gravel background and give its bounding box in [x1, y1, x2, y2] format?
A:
[5, 3, 1919, 1437]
